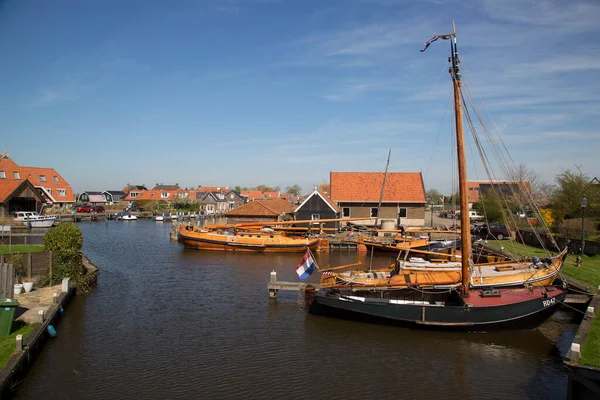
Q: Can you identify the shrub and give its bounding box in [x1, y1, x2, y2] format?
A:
[43, 223, 82, 252]
[43, 223, 85, 286]
[7, 253, 25, 283]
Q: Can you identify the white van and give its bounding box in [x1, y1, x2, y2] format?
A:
[455, 211, 484, 221]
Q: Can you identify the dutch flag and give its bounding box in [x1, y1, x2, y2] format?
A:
[295, 250, 318, 281]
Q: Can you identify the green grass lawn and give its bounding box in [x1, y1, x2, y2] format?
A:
[486, 239, 600, 367]
[0, 322, 37, 367]
[0, 245, 44, 254]
[580, 316, 600, 367]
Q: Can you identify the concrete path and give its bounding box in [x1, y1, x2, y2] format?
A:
[13, 284, 63, 324]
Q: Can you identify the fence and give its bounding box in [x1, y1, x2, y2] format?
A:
[0, 264, 15, 299]
[517, 230, 600, 256]
[0, 252, 56, 283]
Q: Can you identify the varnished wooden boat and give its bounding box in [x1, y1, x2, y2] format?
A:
[320, 247, 567, 289]
[178, 225, 320, 253]
[347, 233, 460, 259]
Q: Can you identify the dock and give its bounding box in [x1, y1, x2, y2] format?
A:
[268, 271, 317, 298]
[0, 279, 76, 398]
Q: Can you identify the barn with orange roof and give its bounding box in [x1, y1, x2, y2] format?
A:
[0, 151, 76, 217]
[330, 171, 426, 227]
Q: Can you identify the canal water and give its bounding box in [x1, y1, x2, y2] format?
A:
[16, 220, 578, 399]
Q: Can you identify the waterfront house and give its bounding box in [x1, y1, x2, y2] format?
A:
[78, 191, 106, 204]
[196, 191, 228, 215]
[294, 189, 340, 229]
[0, 152, 76, 215]
[225, 198, 293, 224]
[224, 190, 246, 210]
[329, 172, 426, 227]
[103, 190, 126, 204]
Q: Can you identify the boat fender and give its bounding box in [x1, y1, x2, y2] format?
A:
[465, 303, 474, 308]
[59, 307, 64, 316]
[47, 325, 57, 337]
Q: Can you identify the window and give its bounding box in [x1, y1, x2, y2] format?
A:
[342, 207, 350, 218]
[0, 171, 5, 179]
[13, 172, 20, 179]
[53, 176, 59, 183]
[311, 214, 320, 220]
[398, 208, 407, 218]
[130, 192, 138, 198]
[58, 189, 66, 196]
[370, 208, 378, 218]
[161, 192, 169, 198]
[40, 175, 46, 182]
[229, 202, 235, 210]
[47, 188, 52, 195]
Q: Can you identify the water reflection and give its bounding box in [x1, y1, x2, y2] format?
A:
[14, 220, 576, 400]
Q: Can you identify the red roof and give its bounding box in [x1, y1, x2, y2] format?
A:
[0, 156, 75, 203]
[226, 198, 292, 217]
[330, 172, 426, 203]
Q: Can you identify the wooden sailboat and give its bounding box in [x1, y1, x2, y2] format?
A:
[178, 217, 369, 253]
[320, 247, 567, 289]
[309, 26, 566, 330]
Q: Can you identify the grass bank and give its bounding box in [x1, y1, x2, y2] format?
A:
[485, 239, 600, 367]
[0, 245, 44, 255]
[0, 323, 37, 367]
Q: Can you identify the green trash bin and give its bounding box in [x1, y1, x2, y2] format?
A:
[0, 298, 20, 336]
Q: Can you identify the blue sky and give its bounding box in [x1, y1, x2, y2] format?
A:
[1, 0, 598, 195]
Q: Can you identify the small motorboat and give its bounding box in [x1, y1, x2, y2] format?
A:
[13, 211, 56, 228]
[121, 212, 137, 221]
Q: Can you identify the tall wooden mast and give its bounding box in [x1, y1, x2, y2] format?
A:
[450, 23, 471, 296]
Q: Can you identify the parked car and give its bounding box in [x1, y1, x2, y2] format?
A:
[76, 204, 92, 213]
[455, 211, 484, 221]
[473, 222, 511, 240]
[91, 205, 105, 213]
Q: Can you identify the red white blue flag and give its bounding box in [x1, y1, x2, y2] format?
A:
[420, 34, 453, 52]
[295, 250, 318, 281]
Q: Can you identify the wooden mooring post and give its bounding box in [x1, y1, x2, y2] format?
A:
[268, 270, 316, 298]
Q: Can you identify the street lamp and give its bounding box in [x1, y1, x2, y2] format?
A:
[580, 195, 588, 258]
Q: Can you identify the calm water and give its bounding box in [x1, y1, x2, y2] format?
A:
[15, 220, 578, 399]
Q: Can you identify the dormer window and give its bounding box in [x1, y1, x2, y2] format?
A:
[54, 176, 59, 183]
[161, 192, 169, 198]
[40, 175, 46, 182]
[13, 172, 20, 179]
[130, 192, 138, 198]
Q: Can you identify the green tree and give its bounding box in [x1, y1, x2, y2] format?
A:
[550, 169, 600, 220]
[425, 188, 443, 204]
[286, 184, 302, 196]
[473, 192, 514, 223]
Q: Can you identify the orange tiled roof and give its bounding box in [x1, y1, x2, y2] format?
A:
[240, 190, 264, 201]
[197, 186, 228, 193]
[330, 172, 426, 203]
[225, 198, 292, 217]
[0, 156, 75, 203]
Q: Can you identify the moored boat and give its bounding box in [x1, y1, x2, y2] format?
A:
[307, 25, 567, 330]
[13, 211, 56, 228]
[320, 247, 567, 289]
[178, 225, 320, 253]
[310, 285, 566, 331]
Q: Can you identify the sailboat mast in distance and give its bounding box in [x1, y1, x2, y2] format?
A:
[449, 27, 471, 297]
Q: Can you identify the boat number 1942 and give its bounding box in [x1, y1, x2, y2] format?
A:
[542, 298, 556, 308]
